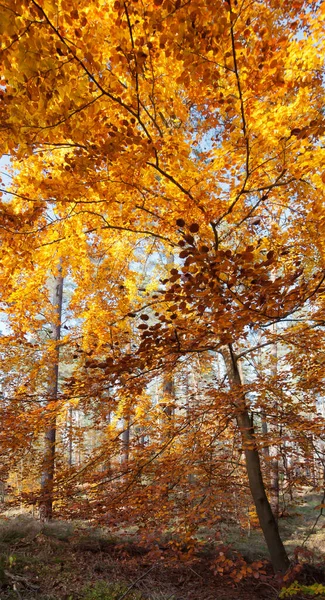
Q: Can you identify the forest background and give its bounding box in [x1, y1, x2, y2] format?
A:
[0, 0, 325, 591]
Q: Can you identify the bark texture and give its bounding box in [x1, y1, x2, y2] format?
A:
[222, 344, 290, 573]
[39, 271, 63, 522]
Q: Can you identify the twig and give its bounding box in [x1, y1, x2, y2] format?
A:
[255, 581, 278, 597]
[12, 584, 22, 600]
[5, 571, 40, 592]
[188, 566, 204, 579]
[302, 486, 325, 547]
[117, 564, 157, 600]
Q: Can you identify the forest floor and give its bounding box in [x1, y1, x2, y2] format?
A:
[0, 492, 324, 600]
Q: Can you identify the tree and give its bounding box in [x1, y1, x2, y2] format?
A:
[39, 268, 64, 522]
[222, 344, 288, 572]
[0, 0, 325, 573]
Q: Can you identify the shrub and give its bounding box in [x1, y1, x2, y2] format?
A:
[280, 581, 325, 598]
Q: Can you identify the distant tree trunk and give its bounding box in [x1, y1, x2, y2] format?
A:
[281, 443, 294, 502]
[158, 372, 176, 499]
[270, 323, 280, 520]
[68, 406, 73, 468]
[75, 409, 82, 466]
[162, 374, 175, 419]
[39, 270, 63, 522]
[185, 366, 195, 485]
[161, 256, 175, 423]
[261, 411, 280, 519]
[0, 481, 4, 503]
[270, 448, 280, 520]
[102, 410, 112, 474]
[261, 409, 269, 458]
[121, 418, 130, 470]
[222, 344, 290, 573]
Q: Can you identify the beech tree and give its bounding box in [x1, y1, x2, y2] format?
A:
[39, 268, 64, 522]
[0, 0, 325, 574]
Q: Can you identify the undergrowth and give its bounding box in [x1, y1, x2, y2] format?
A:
[82, 581, 145, 600]
[0, 496, 324, 600]
[279, 582, 325, 598]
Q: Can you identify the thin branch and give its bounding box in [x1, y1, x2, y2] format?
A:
[147, 162, 202, 209]
[30, 0, 153, 142]
[77, 209, 175, 244]
[237, 340, 275, 360]
[124, 1, 140, 117]
[302, 487, 325, 547]
[30, 93, 105, 132]
[117, 565, 157, 600]
[214, 0, 250, 226]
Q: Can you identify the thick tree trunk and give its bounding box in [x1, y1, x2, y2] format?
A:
[222, 344, 290, 573]
[39, 270, 63, 522]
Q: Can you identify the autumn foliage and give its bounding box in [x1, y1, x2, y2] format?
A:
[0, 0, 325, 575]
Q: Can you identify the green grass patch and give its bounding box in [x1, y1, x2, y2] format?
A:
[82, 581, 145, 600]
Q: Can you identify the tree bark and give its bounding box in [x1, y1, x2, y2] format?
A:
[162, 374, 175, 419]
[270, 323, 280, 520]
[39, 270, 63, 522]
[270, 449, 280, 520]
[68, 406, 73, 468]
[222, 344, 290, 573]
[121, 418, 130, 468]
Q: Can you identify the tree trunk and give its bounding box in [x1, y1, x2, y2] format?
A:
[261, 410, 280, 519]
[0, 481, 4, 503]
[39, 270, 63, 522]
[222, 344, 290, 573]
[68, 406, 73, 468]
[270, 323, 280, 520]
[121, 418, 130, 468]
[162, 374, 175, 419]
[270, 449, 280, 520]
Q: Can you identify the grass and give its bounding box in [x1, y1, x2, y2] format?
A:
[82, 581, 145, 600]
[0, 514, 41, 545]
[279, 493, 325, 557]
[42, 520, 74, 542]
[0, 491, 323, 599]
[214, 492, 325, 562]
